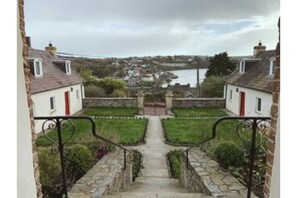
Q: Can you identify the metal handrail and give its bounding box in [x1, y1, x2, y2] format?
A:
[34, 116, 132, 198]
[184, 116, 271, 198]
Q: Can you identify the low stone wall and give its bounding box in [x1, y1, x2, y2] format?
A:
[180, 148, 257, 198]
[83, 97, 137, 108]
[172, 98, 225, 108]
[68, 149, 133, 198]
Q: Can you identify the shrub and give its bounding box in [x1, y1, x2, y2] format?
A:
[65, 144, 95, 180]
[38, 148, 63, 197]
[132, 150, 142, 182]
[167, 150, 181, 180]
[213, 141, 243, 168]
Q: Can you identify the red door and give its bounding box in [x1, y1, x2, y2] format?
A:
[239, 92, 245, 116]
[64, 91, 70, 115]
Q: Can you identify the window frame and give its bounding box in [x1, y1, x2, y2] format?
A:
[256, 97, 262, 113]
[269, 58, 276, 75]
[34, 59, 43, 77]
[50, 96, 56, 112]
[65, 61, 71, 74]
[239, 61, 245, 73]
[229, 89, 233, 101]
[76, 89, 79, 100]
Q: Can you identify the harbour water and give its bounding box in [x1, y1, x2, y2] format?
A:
[162, 68, 208, 88]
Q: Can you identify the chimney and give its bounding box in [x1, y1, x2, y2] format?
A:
[45, 42, 57, 56]
[26, 36, 31, 48]
[253, 41, 266, 56]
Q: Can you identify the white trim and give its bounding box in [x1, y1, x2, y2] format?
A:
[50, 96, 56, 112]
[65, 61, 71, 74]
[256, 97, 262, 113]
[239, 61, 245, 73]
[34, 59, 43, 77]
[229, 89, 233, 101]
[269, 57, 276, 75]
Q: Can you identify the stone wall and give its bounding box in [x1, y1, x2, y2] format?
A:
[263, 18, 280, 198]
[180, 148, 255, 197]
[83, 97, 137, 108]
[68, 149, 133, 198]
[18, 0, 43, 197]
[172, 98, 225, 108]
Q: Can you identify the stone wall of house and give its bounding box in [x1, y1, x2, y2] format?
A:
[83, 97, 138, 108]
[172, 98, 225, 108]
[18, 0, 43, 197]
[180, 148, 256, 197]
[68, 149, 133, 197]
[263, 18, 280, 198]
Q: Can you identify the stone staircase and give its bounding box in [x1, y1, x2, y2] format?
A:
[105, 176, 212, 198]
[105, 116, 212, 198]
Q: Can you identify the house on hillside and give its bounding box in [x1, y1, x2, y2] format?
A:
[225, 42, 276, 116]
[28, 38, 84, 133]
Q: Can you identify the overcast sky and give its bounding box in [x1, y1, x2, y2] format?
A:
[24, 0, 280, 58]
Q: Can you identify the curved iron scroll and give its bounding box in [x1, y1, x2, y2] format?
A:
[34, 116, 131, 198]
[184, 116, 271, 198]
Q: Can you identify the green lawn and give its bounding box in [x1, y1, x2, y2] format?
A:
[36, 118, 148, 147]
[172, 107, 227, 117]
[81, 107, 138, 117]
[163, 118, 242, 146]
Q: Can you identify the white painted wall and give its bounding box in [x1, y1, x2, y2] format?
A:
[32, 84, 83, 133]
[225, 84, 272, 116]
[269, 100, 280, 198]
[17, 15, 37, 198]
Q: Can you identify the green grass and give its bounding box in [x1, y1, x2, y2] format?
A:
[163, 118, 242, 146]
[172, 107, 227, 117]
[82, 107, 138, 117]
[36, 118, 148, 147]
[167, 150, 181, 180]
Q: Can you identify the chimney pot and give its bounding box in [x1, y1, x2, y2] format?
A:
[45, 42, 57, 56]
[253, 41, 266, 56]
[26, 36, 31, 48]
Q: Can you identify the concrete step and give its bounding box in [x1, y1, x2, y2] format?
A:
[126, 177, 189, 193]
[105, 192, 214, 198]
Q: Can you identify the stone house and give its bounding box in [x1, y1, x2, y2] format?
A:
[225, 42, 276, 117]
[28, 39, 84, 133]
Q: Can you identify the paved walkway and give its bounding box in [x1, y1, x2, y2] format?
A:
[106, 116, 213, 197]
[130, 116, 178, 177]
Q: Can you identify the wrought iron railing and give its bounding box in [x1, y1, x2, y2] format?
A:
[184, 116, 271, 198]
[34, 116, 131, 198]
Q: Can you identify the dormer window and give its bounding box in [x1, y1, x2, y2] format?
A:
[239, 61, 245, 73]
[65, 61, 71, 74]
[53, 60, 71, 74]
[269, 57, 276, 75]
[239, 58, 261, 74]
[29, 58, 43, 77]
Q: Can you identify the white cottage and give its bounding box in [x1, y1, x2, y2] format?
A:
[28, 40, 84, 133]
[225, 42, 276, 117]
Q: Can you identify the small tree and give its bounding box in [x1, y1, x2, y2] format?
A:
[80, 69, 127, 96]
[206, 52, 236, 77]
[200, 76, 224, 98]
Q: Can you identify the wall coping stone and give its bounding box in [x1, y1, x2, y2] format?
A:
[181, 148, 258, 198]
[68, 149, 132, 198]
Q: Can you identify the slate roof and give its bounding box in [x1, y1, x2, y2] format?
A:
[29, 48, 83, 94]
[225, 50, 276, 93]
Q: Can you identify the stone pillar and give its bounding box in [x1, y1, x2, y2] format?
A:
[137, 90, 144, 110]
[165, 91, 173, 111]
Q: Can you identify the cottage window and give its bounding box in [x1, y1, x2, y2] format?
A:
[239, 61, 245, 73]
[76, 90, 79, 100]
[50, 96, 56, 111]
[256, 97, 262, 113]
[65, 61, 71, 74]
[269, 59, 276, 75]
[34, 60, 43, 77]
[229, 89, 233, 101]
